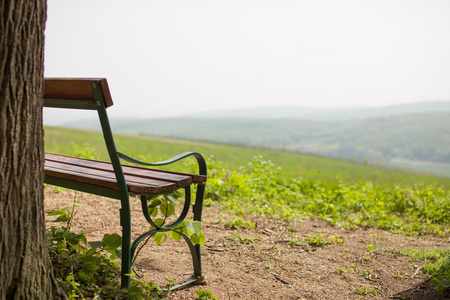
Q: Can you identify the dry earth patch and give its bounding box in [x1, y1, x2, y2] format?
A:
[44, 187, 450, 299]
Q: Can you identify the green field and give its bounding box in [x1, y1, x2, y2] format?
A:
[45, 126, 450, 295]
[45, 126, 450, 187]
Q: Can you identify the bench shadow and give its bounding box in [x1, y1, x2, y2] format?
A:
[393, 279, 450, 300]
[134, 257, 165, 272]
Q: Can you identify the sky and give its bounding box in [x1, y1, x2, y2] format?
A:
[44, 0, 450, 122]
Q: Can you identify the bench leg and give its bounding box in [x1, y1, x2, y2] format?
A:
[120, 205, 132, 289]
[125, 185, 205, 290]
[193, 183, 206, 278]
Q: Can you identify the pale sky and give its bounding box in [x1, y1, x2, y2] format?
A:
[44, 0, 450, 121]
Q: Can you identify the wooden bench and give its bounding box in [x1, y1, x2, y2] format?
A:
[43, 78, 207, 289]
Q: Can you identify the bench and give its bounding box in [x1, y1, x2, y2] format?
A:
[43, 78, 207, 289]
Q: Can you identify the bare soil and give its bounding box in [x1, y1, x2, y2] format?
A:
[44, 188, 450, 300]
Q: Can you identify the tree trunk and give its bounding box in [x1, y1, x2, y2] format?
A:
[0, 1, 64, 299]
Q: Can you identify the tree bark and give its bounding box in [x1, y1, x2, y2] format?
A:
[0, 0, 64, 299]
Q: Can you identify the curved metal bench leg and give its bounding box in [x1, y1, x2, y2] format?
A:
[128, 185, 205, 290]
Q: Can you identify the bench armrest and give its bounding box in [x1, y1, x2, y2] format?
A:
[117, 151, 207, 176]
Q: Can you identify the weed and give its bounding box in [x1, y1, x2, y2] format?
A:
[352, 286, 379, 296]
[398, 248, 450, 293]
[228, 233, 261, 244]
[194, 290, 219, 300]
[290, 234, 343, 247]
[361, 269, 374, 280]
[225, 216, 256, 230]
[266, 260, 274, 270]
[47, 206, 174, 299]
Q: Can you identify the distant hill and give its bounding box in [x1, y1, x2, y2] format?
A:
[60, 102, 450, 177]
[187, 101, 450, 120]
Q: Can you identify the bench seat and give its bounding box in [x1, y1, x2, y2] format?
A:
[45, 153, 207, 195]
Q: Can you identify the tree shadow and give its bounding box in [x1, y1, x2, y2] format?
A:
[393, 279, 450, 300]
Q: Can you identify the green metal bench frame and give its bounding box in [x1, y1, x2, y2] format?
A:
[43, 78, 207, 289]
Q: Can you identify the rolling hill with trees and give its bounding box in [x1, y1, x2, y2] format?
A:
[59, 102, 450, 177]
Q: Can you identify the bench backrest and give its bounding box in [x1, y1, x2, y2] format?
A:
[44, 77, 129, 206]
[44, 78, 113, 109]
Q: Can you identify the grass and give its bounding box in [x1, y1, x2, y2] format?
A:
[44, 126, 450, 295]
[44, 126, 450, 187]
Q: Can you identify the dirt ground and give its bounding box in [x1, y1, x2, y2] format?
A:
[44, 187, 450, 300]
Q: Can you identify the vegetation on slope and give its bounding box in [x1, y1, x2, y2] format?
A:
[44, 127, 450, 296]
[45, 126, 450, 187]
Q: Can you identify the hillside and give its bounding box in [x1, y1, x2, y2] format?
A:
[52, 102, 450, 178]
[70, 112, 449, 177]
[44, 126, 450, 299]
[106, 112, 449, 163]
[44, 126, 450, 187]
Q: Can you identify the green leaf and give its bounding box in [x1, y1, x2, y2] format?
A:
[78, 268, 93, 280]
[148, 199, 162, 208]
[102, 233, 122, 249]
[190, 231, 205, 246]
[160, 202, 175, 218]
[66, 241, 86, 253]
[165, 192, 179, 204]
[154, 232, 167, 245]
[80, 234, 87, 246]
[146, 194, 158, 201]
[430, 276, 450, 293]
[86, 248, 97, 256]
[54, 214, 70, 223]
[169, 230, 181, 241]
[89, 241, 105, 250]
[186, 220, 202, 234]
[127, 285, 143, 300]
[80, 255, 97, 266]
[47, 209, 64, 216]
[153, 218, 165, 227]
[115, 249, 122, 259]
[148, 206, 158, 217]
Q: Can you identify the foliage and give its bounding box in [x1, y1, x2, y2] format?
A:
[47, 207, 212, 299]
[47, 207, 125, 299]
[194, 290, 218, 300]
[146, 192, 205, 247]
[205, 156, 450, 293]
[397, 248, 450, 293]
[289, 234, 343, 247]
[224, 216, 256, 230]
[44, 128, 450, 294]
[206, 156, 450, 237]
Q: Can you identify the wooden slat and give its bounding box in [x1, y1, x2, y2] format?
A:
[45, 153, 198, 186]
[44, 153, 207, 195]
[45, 162, 177, 194]
[44, 78, 113, 108]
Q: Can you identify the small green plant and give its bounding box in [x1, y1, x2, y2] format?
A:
[194, 289, 219, 300]
[338, 264, 358, 274]
[145, 191, 205, 247]
[361, 269, 374, 280]
[47, 206, 172, 299]
[266, 260, 274, 270]
[225, 216, 256, 230]
[290, 234, 343, 247]
[47, 207, 124, 298]
[398, 248, 450, 293]
[228, 233, 261, 244]
[352, 285, 379, 296]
